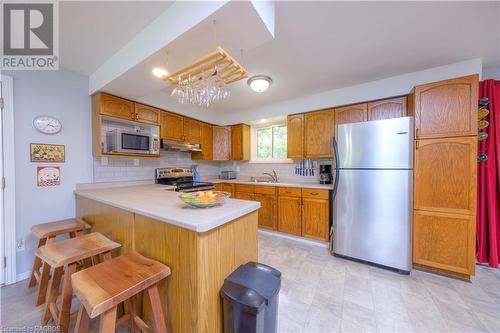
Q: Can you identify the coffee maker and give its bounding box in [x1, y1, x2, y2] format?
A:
[319, 164, 332, 184]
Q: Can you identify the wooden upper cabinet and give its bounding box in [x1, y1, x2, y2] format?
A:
[413, 210, 475, 276]
[213, 126, 231, 160]
[287, 114, 305, 158]
[134, 103, 160, 125]
[305, 109, 335, 158]
[192, 123, 213, 160]
[183, 118, 202, 144]
[414, 74, 478, 139]
[334, 103, 367, 125]
[231, 124, 251, 161]
[414, 136, 477, 216]
[160, 111, 184, 141]
[99, 93, 134, 121]
[367, 97, 407, 121]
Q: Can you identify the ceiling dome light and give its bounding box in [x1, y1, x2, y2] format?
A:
[247, 75, 272, 92]
[152, 67, 168, 79]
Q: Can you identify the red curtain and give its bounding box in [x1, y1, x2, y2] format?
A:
[477, 80, 500, 268]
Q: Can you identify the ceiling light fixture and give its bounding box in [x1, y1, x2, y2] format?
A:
[152, 67, 168, 79]
[247, 75, 272, 92]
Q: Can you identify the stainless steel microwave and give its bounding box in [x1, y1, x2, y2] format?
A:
[106, 128, 160, 154]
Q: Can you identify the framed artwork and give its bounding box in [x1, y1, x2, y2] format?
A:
[30, 143, 65, 162]
[37, 166, 61, 187]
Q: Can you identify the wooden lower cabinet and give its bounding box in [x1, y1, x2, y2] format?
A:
[302, 197, 329, 241]
[278, 196, 302, 236]
[254, 186, 277, 230]
[413, 210, 475, 278]
[234, 191, 254, 201]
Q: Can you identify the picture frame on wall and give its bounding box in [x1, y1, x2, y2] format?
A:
[30, 143, 65, 163]
[37, 166, 61, 187]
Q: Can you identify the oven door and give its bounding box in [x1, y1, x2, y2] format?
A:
[119, 131, 151, 154]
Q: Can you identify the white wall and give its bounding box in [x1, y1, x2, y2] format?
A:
[5, 69, 93, 277]
[483, 65, 500, 80]
[222, 58, 483, 124]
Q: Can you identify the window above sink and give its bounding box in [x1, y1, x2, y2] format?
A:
[250, 120, 293, 164]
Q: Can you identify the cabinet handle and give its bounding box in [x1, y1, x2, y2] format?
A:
[415, 141, 419, 150]
[131, 112, 135, 119]
[415, 128, 419, 138]
[310, 192, 318, 196]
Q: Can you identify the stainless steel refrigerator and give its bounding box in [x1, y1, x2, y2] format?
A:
[331, 117, 413, 273]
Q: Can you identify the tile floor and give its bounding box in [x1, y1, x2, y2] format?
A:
[1, 233, 499, 332]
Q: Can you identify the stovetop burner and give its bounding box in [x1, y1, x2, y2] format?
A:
[155, 167, 214, 192]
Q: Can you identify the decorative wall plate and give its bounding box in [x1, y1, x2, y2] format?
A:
[478, 120, 489, 130]
[478, 132, 488, 141]
[478, 108, 489, 120]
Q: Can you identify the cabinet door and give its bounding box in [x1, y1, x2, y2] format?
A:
[214, 183, 224, 191]
[367, 97, 407, 121]
[254, 193, 277, 230]
[413, 210, 475, 276]
[305, 109, 335, 158]
[278, 196, 302, 236]
[160, 112, 184, 141]
[213, 126, 231, 160]
[192, 123, 213, 160]
[414, 74, 478, 139]
[134, 103, 160, 125]
[183, 118, 202, 144]
[234, 192, 254, 201]
[287, 114, 304, 158]
[221, 183, 235, 197]
[414, 137, 477, 215]
[99, 93, 134, 121]
[334, 103, 367, 125]
[302, 198, 329, 241]
[231, 124, 251, 160]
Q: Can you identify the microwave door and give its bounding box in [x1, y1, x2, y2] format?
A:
[121, 132, 150, 152]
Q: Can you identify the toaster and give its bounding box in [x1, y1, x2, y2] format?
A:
[220, 171, 237, 180]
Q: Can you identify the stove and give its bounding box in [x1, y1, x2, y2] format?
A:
[155, 167, 214, 193]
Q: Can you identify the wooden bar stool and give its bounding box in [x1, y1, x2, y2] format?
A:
[29, 218, 91, 306]
[35, 232, 121, 332]
[72, 252, 171, 333]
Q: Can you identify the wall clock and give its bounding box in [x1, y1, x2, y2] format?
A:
[33, 115, 62, 135]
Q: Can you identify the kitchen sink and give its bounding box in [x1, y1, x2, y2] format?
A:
[248, 178, 278, 184]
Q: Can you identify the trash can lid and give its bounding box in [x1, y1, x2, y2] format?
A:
[221, 262, 281, 311]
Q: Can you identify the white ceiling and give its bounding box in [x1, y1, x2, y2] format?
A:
[59, 1, 173, 75]
[59, 1, 500, 116]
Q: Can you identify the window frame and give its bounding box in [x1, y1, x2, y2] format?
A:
[250, 121, 293, 163]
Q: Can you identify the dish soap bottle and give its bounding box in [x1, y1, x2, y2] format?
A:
[192, 164, 200, 182]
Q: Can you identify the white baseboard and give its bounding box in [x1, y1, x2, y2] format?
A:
[258, 229, 328, 248]
[16, 271, 31, 282]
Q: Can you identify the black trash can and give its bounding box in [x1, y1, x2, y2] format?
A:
[220, 262, 281, 333]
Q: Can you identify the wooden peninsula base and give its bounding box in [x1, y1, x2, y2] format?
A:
[76, 195, 258, 333]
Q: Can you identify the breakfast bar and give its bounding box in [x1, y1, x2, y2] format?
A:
[75, 185, 260, 333]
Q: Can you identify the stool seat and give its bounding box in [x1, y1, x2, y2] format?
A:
[35, 232, 120, 268]
[72, 252, 170, 318]
[31, 218, 90, 239]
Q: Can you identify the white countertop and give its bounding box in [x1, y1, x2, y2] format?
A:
[209, 179, 334, 190]
[74, 185, 260, 233]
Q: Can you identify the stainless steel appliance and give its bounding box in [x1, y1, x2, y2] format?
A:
[319, 164, 332, 184]
[331, 117, 413, 273]
[106, 127, 160, 155]
[162, 139, 201, 152]
[155, 167, 214, 192]
[220, 170, 237, 180]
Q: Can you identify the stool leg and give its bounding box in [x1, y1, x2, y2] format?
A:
[42, 266, 63, 324]
[147, 285, 167, 333]
[128, 296, 138, 333]
[58, 263, 77, 333]
[35, 261, 51, 306]
[99, 306, 117, 333]
[75, 304, 90, 333]
[29, 238, 47, 288]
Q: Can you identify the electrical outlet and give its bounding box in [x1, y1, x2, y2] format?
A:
[101, 156, 108, 166]
[16, 238, 25, 252]
[133, 158, 140, 166]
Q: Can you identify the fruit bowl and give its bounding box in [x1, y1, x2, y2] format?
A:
[179, 191, 230, 208]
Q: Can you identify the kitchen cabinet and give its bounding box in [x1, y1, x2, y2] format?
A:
[134, 103, 160, 125]
[304, 109, 335, 158]
[367, 97, 407, 121]
[278, 195, 302, 236]
[98, 93, 135, 121]
[231, 124, 251, 160]
[334, 103, 367, 125]
[414, 74, 478, 139]
[183, 118, 202, 144]
[192, 123, 213, 160]
[160, 111, 184, 141]
[301, 189, 329, 241]
[287, 114, 305, 158]
[254, 186, 277, 230]
[413, 210, 475, 276]
[414, 137, 477, 216]
[213, 126, 231, 160]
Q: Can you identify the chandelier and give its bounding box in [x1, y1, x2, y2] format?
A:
[159, 47, 248, 107]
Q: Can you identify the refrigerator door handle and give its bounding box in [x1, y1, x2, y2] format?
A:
[332, 136, 340, 200]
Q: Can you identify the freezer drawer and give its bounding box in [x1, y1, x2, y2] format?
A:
[333, 169, 412, 271]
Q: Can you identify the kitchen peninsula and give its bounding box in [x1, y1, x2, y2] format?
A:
[75, 185, 260, 332]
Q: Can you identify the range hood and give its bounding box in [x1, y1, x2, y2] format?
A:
[162, 139, 202, 152]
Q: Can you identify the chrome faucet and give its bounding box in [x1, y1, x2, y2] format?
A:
[262, 170, 279, 183]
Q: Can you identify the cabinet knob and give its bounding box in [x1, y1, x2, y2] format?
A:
[311, 192, 318, 195]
